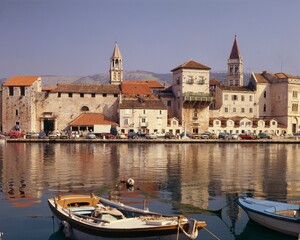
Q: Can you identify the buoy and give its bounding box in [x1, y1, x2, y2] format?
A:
[126, 178, 135, 187]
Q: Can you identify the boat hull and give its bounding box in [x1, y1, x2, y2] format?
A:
[238, 197, 300, 237]
[48, 195, 205, 240]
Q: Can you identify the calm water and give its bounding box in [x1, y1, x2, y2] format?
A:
[1, 142, 300, 240]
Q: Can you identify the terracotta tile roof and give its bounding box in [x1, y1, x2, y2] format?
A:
[274, 72, 300, 79]
[119, 98, 167, 110]
[123, 80, 165, 88]
[50, 84, 120, 94]
[121, 82, 153, 95]
[42, 86, 57, 91]
[217, 85, 254, 92]
[253, 73, 269, 83]
[171, 60, 211, 72]
[209, 78, 221, 85]
[69, 113, 118, 126]
[3, 76, 40, 86]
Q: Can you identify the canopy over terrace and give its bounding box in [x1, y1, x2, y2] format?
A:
[69, 113, 118, 135]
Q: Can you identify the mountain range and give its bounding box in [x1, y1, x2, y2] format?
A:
[1, 70, 251, 87]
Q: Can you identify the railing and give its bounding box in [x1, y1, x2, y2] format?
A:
[183, 92, 213, 102]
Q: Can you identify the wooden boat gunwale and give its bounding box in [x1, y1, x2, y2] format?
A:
[48, 194, 206, 239]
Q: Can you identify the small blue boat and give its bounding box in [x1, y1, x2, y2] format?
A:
[238, 196, 300, 238]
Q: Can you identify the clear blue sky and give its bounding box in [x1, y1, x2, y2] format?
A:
[1, 0, 300, 78]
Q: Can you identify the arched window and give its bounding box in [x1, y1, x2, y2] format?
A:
[81, 106, 89, 111]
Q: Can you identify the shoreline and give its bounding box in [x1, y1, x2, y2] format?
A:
[5, 137, 300, 144]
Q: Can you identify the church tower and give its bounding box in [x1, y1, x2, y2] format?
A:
[227, 35, 243, 86]
[110, 42, 123, 84]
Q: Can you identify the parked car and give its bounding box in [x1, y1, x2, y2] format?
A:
[117, 133, 127, 139]
[200, 132, 211, 139]
[25, 132, 39, 139]
[180, 132, 190, 138]
[191, 134, 200, 139]
[38, 131, 47, 139]
[218, 132, 229, 140]
[228, 134, 238, 140]
[165, 132, 176, 139]
[239, 133, 257, 140]
[8, 131, 25, 139]
[100, 132, 116, 139]
[86, 132, 96, 139]
[257, 132, 272, 139]
[155, 132, 166, 138]
[60, 132, 69, 139]
[145, 133, 157, 139]
[128, 131, 139, 139]
[209, 133, 218, 139]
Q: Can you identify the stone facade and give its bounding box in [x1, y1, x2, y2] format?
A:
[2, 76, 42, 133]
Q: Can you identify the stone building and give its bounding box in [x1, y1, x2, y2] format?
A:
[37, 84, 120, 133]
[160, 60, 213, 134]
[2, 76, 42, 133]
[250, 71, 300, 133]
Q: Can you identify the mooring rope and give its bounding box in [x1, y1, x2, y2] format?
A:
[202, 226, 221, 240]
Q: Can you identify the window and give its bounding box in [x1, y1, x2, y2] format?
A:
[235, 66, 239, 73]
[9, 86, 14, 96]
[103, 93, 107, 97]
[68, 93, 73, 98]
[225, 107, 228, 113]
[124, 118, 129, 126]
[230, 66, 233, 73]
[232, 95, 238, 101]
[187, 76, 193, 84]
[293, 91, 298, 98]
[233, 108, 236, 113]
[81, 106, 89, 111]
[263, 104, 267, 112]
[159, 110, 162, 115]
[20, 86, 25, 96]
[241, 108, 245, 113]
[224, 94, 228, 101]
[114, 94, 118, 97]
[249, 96, 253, 101]
[16, 110, 18, 116]
[143, 110, 146, 114]
[264, 91, 267, 98]
[167, 100, 171, 107]
[193, 110, 198, 119]
[80, 93, 84, 98]
[176, 77, 180, 85]
[292, 104, 298, 112]
[58, 93, 61, 98]
[241, 95, 245, 101]
[249, 108, 253, 113]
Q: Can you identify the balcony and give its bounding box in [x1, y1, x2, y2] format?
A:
[183, 92, 213, 103]
[139, 122, 148, 127]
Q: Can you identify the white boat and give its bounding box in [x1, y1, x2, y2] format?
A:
[48, 194, 206, 240]
[238, 196, 300, 237]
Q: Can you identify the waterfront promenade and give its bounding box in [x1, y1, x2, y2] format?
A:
[6, 137, 300, 144]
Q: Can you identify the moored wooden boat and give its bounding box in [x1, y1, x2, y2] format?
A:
[48, 194, 206, 240]
[238, 196, 300, 237]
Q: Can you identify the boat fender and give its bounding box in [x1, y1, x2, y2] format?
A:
[61, 221, 71, 238]
[179, 219, 199, 240]
[0, 232, 3, 239]
[126, 178, 135, 187]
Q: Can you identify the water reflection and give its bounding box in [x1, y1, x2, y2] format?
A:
[1, 143, 300, 239]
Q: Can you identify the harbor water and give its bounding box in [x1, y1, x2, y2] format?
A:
[0, 142, 299, 240]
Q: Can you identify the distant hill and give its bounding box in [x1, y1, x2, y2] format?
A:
[1, 71, 251, 87]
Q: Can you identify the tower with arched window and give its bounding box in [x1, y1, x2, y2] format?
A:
[109, 42, 123, 84]
[227, 35, 243, 86]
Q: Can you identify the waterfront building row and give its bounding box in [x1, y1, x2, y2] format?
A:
[1, 38, 300, 136]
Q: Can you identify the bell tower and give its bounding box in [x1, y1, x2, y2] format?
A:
[227, 35, 243, 86]
[110, 42, 123, 85]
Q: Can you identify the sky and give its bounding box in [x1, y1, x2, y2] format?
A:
[1, 0, 300, 78]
